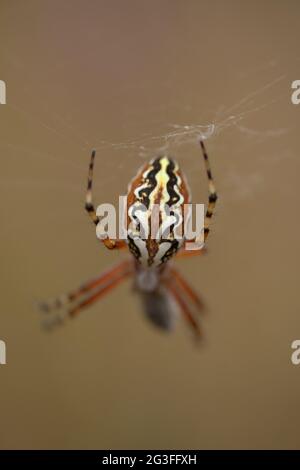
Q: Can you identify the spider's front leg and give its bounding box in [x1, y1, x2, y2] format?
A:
[85, 149, 126, 250]
[183, 140, 218, 254]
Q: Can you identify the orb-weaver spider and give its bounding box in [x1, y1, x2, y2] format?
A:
[40, 140, 217, 339]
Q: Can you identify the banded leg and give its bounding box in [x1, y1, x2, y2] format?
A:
[85, 149, 126, 250]
[40, 259, 132, 330]
[200, 140, 218, 242]
[185, 140, 218, 250]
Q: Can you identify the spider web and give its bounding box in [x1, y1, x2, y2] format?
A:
[0, 44, 295, 210]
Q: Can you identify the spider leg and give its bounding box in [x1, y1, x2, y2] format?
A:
[40, 260, 132, 330]
[200, 140, 218, 242]
[169, 267, 205, 312]
[39, 259, 131, 312]
[184, 140, 218, 250]
[85, 149, 126, 250]
[176, 247, 207, 259]
[166, 280, 201, 340]
[68, 269, 131, 318]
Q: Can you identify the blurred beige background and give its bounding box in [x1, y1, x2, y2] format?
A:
[0, 0, 300, 449]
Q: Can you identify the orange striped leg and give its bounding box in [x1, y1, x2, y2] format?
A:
[39, 259, 131, 313]
[167, 281, 201, 340]
[169, 267, 205, 313]
[40, 260, 132, 330]
[176, 247, 207, 259]
[69, 269, 131, 317]
[68, 259, 131, 303]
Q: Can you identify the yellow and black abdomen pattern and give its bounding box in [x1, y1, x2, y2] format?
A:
[126, 156, 190, 267]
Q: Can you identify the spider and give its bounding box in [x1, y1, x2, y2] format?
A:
[40, 140, 217, 339]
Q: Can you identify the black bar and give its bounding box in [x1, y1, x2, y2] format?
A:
[0, 450, 300, 466]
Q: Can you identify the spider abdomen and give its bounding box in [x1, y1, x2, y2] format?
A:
[126, 156, 191, 267]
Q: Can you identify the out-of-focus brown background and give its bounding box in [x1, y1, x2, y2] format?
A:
[0, 0, 300, 450]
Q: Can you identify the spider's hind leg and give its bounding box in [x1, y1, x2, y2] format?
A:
[39, 259, 132, 330]
[166, 280, 202, 341]
[163, 266, 206, 341]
